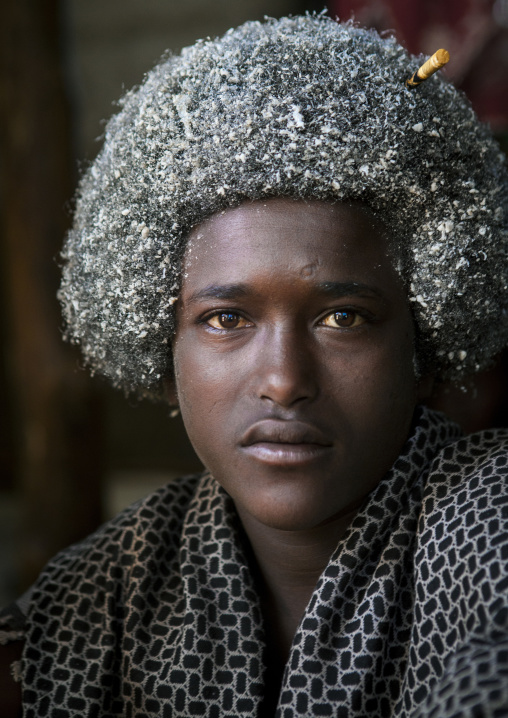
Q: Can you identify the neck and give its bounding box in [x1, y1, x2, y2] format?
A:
[236, 503, 360, 660]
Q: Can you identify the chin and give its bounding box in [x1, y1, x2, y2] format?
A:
[242, 485, 338, 532]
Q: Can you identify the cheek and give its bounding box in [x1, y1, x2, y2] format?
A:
[329, 326, 417, 421]
[172, 338, 235, 458]
[174, 340, 227, 407]
[374, 332, 418, 424]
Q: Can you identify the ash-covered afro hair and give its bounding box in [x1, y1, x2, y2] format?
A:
[59, 14, 508, 397]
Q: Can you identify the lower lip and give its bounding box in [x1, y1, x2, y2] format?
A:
[241, 442, 332, 466]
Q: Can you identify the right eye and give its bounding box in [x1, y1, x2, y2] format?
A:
[206, 312, 250, 329]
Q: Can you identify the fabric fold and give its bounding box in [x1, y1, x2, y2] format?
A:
[6, 406, 508, 717]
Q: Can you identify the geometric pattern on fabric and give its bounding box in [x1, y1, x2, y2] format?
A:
[9, 406, 508, 717]
[278, 415, 508, 717]
[411, 635, 508, 718]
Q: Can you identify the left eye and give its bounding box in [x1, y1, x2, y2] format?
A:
[320, 310, 365, 328]
[206, 312, 249, 329]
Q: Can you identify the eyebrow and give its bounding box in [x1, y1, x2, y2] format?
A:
[317, 281, 384, 298]
[186, 280, 384, 304]
[186, 283, 250, 304]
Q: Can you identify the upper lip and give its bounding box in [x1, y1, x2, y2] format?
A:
[240, 420, 333, 447]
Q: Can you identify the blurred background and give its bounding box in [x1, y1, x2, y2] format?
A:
[1, 0, 507, 605]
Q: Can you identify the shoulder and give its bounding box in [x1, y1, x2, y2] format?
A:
[416, 428, 508, 611]
[423, 427, 508, 509]
[28, 472, 205, 608]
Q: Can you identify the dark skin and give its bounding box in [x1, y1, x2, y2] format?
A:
[168, 198, 430, 709]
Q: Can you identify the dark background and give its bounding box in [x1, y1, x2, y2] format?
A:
[1, 0, 507, 604]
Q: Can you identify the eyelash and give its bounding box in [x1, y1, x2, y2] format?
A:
[201, 308, 369, 331]
[203, 311, 252, 330]
[319, 309, 367, 329]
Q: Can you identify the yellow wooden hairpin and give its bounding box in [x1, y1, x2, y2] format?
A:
[405, 49, 450, 89]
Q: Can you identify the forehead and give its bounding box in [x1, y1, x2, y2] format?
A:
[182, 198, 403, 298]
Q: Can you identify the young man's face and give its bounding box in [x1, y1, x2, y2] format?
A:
[172, 198, 420, 532]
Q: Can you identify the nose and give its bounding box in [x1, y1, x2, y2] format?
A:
[255, 325, 319, 408]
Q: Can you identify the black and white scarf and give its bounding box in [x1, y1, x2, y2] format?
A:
[7, 407, 508, 716]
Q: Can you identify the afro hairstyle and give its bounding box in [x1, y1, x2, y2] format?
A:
[59, 14, 508, 397]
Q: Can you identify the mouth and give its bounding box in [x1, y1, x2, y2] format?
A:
[240, 420, 333, 467]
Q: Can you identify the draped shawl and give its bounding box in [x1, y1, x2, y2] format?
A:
[6, 407, 508, 716]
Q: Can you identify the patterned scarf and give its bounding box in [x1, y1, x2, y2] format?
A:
[16, 406, 508, 716]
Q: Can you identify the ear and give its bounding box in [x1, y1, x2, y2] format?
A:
[416, 373, 435, 402]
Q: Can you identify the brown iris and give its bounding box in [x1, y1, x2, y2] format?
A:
[219, 312, 240, 328]
[321, 310, 364, 328]
[207, 312, 249, 329]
